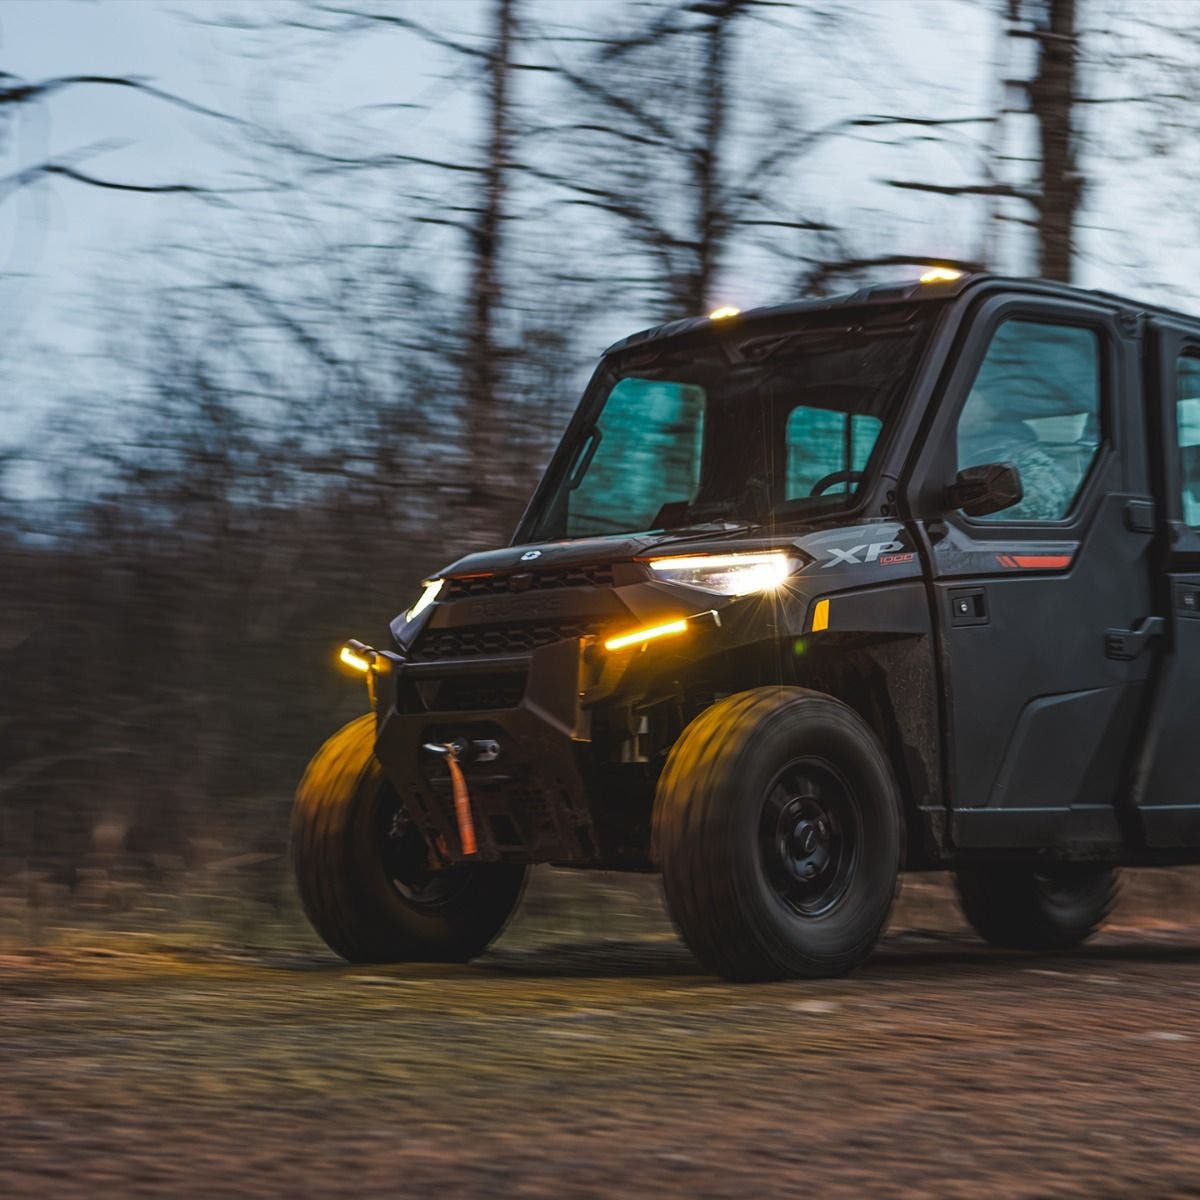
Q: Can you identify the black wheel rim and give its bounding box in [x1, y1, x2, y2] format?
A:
[377, 790, 471, 909]
[1034, 865, 1103, 911]
[759, 757, 860, 918]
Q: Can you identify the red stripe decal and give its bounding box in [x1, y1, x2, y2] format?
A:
[1010, 554, 1072, 570]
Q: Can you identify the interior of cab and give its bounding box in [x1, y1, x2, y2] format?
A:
[955, 318, 1101, 522]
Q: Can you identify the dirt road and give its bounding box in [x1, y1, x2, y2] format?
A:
[5, 875, 1200, 1198]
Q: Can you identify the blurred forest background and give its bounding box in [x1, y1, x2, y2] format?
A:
[3, 0, 1200, 933]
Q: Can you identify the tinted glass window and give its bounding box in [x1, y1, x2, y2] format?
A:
[565, 378, 705, 536]
[523, 305, 940, 544]
[1178, 356, 1200, 528]
[785, 408, 881, 499]
[956, 319, 1101, 522]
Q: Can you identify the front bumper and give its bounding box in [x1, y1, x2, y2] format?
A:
[372, 638, 599, 863]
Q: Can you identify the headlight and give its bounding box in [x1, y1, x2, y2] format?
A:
[646, 550, 792, 596]
[405, 578, 444, 621]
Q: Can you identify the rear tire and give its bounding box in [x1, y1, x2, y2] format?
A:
[654, 687, 902, 982]
[292, 714, 526, 963]
[954, 863, 1117, 951]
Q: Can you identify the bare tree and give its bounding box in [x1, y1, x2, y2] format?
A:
[1025, 0, 1080, 281]
[531, 0, 777, 317]
[464, 0, 517, 501]
[0, 72, 248, 200]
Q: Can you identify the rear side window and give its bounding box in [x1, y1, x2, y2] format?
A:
[955, 319, 1101, 522]
[1179, 356, 1200, 528]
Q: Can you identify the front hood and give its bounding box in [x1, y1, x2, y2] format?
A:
[436, 518, 913, 580]
[438, 525, 782, 578]
[439, 533, 662, 578]
[391, 518, 918, 651]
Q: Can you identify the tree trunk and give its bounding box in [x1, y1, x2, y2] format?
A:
[1027, 0, 1080, 282]
[465, 0, 515, 502]
[685, 1, 746, 315]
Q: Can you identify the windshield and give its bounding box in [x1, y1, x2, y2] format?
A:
[523, 305, 938, 542]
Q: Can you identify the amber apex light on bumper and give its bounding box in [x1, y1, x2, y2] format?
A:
[604, 617, 690, 653]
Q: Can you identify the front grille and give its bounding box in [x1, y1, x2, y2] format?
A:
[411, 619, 606, 661]
[396, 669, 528, 713]
[433, 673, 526, 711]
[445, 564, 615, 599]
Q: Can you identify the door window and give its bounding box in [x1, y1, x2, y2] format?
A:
[955, 319, 1101, 522]
[1178, 355, 1200, 528]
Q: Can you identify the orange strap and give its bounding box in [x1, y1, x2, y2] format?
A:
[445, 749, 477, 857]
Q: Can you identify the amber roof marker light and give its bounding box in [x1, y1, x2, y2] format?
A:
[708, 305, 741, 320]
[918, 266, 965, 284]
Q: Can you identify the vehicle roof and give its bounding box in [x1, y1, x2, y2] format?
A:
[602, 272, 1200, 356]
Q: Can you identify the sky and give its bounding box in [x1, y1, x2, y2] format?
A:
[3, 0, 1200, 452]
[0, 0, 480, 352]
[0, 0, 1001, 357]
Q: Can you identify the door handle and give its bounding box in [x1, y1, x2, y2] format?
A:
[949, 586, 988, 626]
[1104, 616, 1165, 661]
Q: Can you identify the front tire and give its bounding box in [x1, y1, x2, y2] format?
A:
[292, 714, 526, 963]
[654, 687, 902, 982]
[954, 863, 1117, 951]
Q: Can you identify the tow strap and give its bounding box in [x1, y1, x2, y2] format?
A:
[422, 741, 478, 857]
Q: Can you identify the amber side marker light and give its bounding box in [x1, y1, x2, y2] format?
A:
[918, 266, 964, 284]
[811, 598, 831, 632]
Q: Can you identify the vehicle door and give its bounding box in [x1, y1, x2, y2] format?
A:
[1132, 323, 1200, 845]
[906, 293, 1156, 848]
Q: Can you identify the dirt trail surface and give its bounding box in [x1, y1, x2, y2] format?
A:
[5, 876, 1200, 1198]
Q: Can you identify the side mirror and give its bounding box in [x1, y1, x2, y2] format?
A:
[946, 461, 1023, 518]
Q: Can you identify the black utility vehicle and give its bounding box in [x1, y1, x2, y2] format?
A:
[293, 270, 1200, 981]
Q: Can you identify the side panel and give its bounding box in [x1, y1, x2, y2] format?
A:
[1136, 577, 1200, 844]
[1131, 323, 1200, 845]
[931, 497, 1155, 848]
[903, 293, 1157, 851]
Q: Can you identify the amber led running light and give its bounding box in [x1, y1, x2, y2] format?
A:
[603, 610, 720, 653]
[604, 618, 690, 653]
[338, 639, 376, 672]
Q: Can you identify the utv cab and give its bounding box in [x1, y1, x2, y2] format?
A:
[293, 271, 1200, 982]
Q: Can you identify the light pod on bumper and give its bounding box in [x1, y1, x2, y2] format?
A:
[645, 550, 793, 596]
[338, 639, 376, 672]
